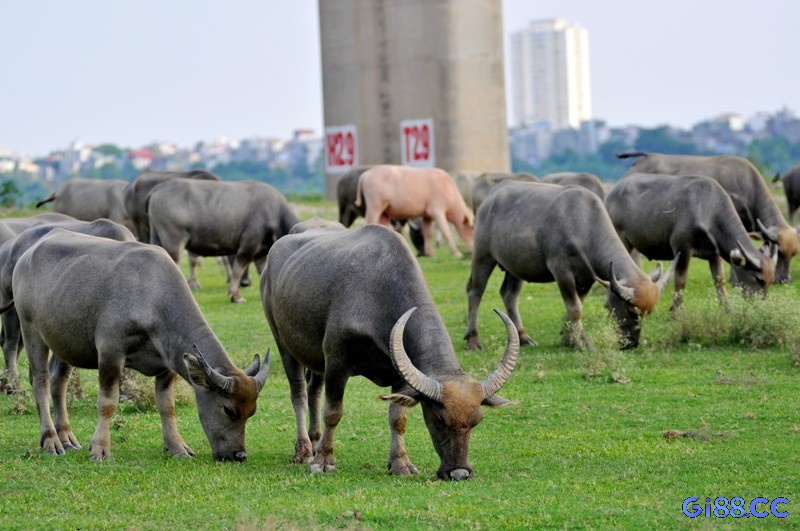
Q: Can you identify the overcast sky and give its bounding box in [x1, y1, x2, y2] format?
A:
[1, 1, 797, 157]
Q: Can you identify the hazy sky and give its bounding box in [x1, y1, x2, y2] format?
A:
[1, 1, 798, 157]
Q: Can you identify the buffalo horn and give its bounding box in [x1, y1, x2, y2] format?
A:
[654, 252, 681, 292]
[389, 307, 443, 402]
[735, 240, 762, 270]
[253, 349, 271, 392]
[192, 343, 234, 395]
[609, 263, 636, 303]
[756, 219, 780, 244]
[480, 309, 520, 399]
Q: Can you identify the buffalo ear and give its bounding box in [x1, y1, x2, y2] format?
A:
[482, 394, 515, 407]
[380, 391, 420, 408]
[182, 353, 208, 388]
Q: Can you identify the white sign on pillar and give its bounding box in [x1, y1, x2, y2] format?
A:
[324, 124, 358, 173]
[400, 118, 435, 167]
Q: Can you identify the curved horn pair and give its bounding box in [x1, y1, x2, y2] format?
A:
[192, 343, 234, 395]
[388, 307, 520, 402]
[247, 349, 271, 392]
[652, 253, 680, 293]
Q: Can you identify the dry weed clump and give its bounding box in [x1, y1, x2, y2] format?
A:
[664, 289, 800, 359]
[117, 370, 195, 411]
[578, 320, 632, 384]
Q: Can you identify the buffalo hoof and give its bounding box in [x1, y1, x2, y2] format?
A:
[310, 462, 336, 474]
[41, 432, 66, 455]
[230, 294, 246, 303]
[239, 278, 252, 287]
[89, 452, 114, 461]
[519, 333, 538, 347]
[388, 460, 419, 476]
[60, 439, 82, 451]
[465, 334, 483, 351]
[42, 446, 66, 456]
[188, 280, 202, 290]
[175, 451, 192, 459]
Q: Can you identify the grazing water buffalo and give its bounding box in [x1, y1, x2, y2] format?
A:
[355, 165, 474, 258]
[774, 162, 800, 224]
[6, 230, 270, 460]
[605, 173, 775, 309]
[0, 219, 136, 393]
[541, 172, 606, 199]
[336, 166, 374, 227]
[35, 178, 133, 231]
[261, 224, 519, 480]
[471, 172, 538, 212]
[619, 152, 798, 283]
[465, 182, 675, 350]
[148, 179, 298, 302]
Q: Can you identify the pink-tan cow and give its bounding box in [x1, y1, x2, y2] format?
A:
[355, 165, 474, 258]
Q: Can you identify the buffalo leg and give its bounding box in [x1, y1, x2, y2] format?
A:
[464, 252, 498, 350]
[282, 351, 314, 464]
[24, 337, 63, 455]
[88, 352, 124, 461]
[1, 310, 23, 394]
[155, 371, 195, 458]
[431, 211, 462, 258]
[708, 255, 731, 309]
[187, 252, 203, 290]
[421, 219, 435, 257]
[50, 357, 81, 450]
[386, 401, 419, 475]
[307, 371, 323, 446]
[499, 272, 537, 346]
[311, 366, 348, 474]
[670, 251, 693, 311]
[227, 256, 252, 303]
[555, 275, 588, 349]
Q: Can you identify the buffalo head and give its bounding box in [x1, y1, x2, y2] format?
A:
[599, 257, 678, 349]
[756, 219, 797, 284]
[183, 346, 270, 461]
[729, 239, 775, 297]
[380, 308, 519, 481]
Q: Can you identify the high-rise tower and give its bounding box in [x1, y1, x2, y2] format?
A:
[509, 18, 592, 130]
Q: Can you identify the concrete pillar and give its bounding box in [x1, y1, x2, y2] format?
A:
[319, 0, 509, 199]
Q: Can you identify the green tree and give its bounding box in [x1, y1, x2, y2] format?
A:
[94, 144, 124, 157]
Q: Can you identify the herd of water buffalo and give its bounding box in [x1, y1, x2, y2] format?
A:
[0, 151, 798, 480]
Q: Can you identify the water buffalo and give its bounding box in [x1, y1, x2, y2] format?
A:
[618, 152, 798, 283]
[471, 172, 538, 212]
[148, 179, 298, 302]
[261, 224, 519, 480]
[775, 162, 800, 224]
[0, 213, 75, 246]
[122, 169, 229, 287]
[605, 173, 775, 309]
[355, 165, 474, 258]
[336, 165, 374, 227]
[5, 230, 270, 460]
[465, 182, 675, 350]
[35, 178, 133, 231]
[336, 165, 425, 255]
[0, 219, 136, 393]
[540, 172, 606, 199]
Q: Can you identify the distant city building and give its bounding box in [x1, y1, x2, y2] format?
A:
[510, 18, 592, 130]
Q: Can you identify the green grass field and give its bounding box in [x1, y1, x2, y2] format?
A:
[0, 202, 798, 529]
